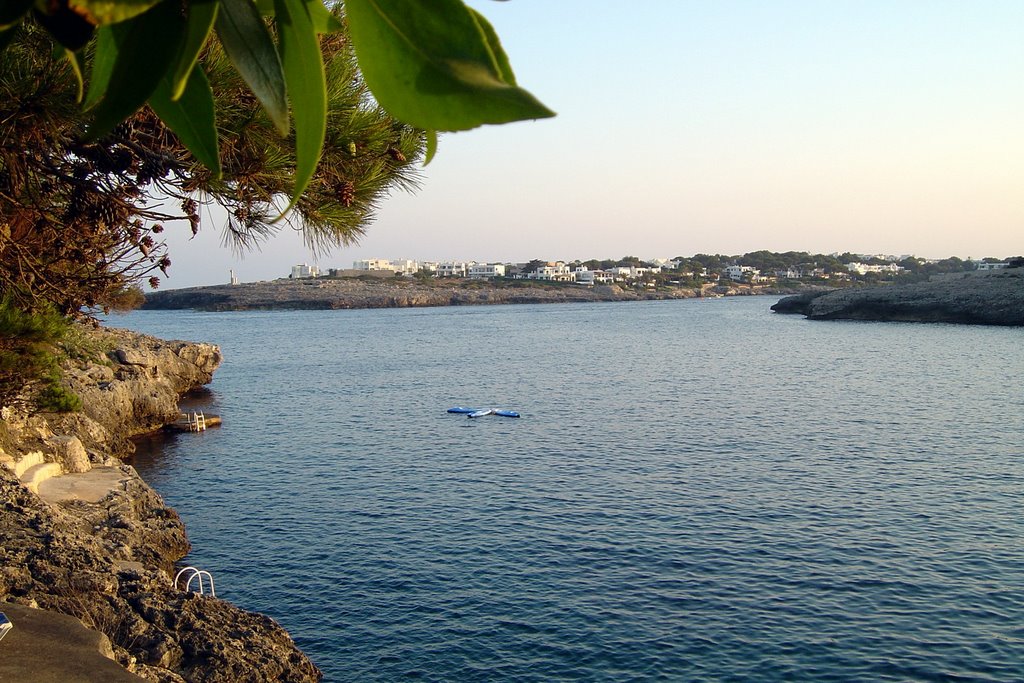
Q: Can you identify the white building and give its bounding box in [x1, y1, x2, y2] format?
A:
[529, 262, 573, 281]
[388, 259, 419, 275]
[572, 267, 615, 285]
[723, 265, 758, 281]
[290, 263, 319, 279]
[846, 262, 903, 275]
[437, 261, 471, 278]
[469, 263, 506, 279]
[353, 258, 394, 271]
[976, 262, 1009, 271]
[648, 258, 680, 269]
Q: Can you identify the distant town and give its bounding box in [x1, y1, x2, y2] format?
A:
[271, 252, 1020, 288]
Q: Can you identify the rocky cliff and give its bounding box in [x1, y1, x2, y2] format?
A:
[770, 269, 1024, 326]
[0, 326, 321, 682]
[143, 277, 797, 311]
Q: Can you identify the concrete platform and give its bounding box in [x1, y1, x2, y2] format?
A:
[0, 602, 144, 682]
[37, 467, 130, 504]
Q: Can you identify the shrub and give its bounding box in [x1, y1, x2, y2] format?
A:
[0, 297, 79, 411]
[36, 381, 83, 413]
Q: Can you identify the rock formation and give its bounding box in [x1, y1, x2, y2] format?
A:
[0, 326, 321, 682]
[143, 277, 796, 311]
[771, 269, 1024, 326]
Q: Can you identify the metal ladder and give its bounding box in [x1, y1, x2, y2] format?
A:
[185, 412, 207, 432]
[173, 566, 216, 597]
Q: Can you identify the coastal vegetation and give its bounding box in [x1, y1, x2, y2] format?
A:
[0, 1, 550, 411]
[0, 298, 78, 411]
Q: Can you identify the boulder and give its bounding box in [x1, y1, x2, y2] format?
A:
[49, 435, 91, 473]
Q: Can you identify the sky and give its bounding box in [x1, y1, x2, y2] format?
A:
[157, 0, 1024, 289]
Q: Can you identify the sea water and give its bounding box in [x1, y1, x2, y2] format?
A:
[118, 297, 1024, 682]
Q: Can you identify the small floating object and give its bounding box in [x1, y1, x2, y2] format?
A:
[449, 406, 521, 418]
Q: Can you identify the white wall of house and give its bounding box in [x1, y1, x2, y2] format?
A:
[574, 268, 596, 285]
[437, 261, 471, 277]
[290, 264, 319, 279]
[846, 262, 903, 275]
[469, 263, 506, 278]
[530, 263, 573, 281]
[353, 259, 394, 271]
[723, 265, 757, 281]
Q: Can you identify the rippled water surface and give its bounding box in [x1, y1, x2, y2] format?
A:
[120, 297, 1024, 682]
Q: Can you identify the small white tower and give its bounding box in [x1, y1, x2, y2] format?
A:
[229, 269, 239, 285]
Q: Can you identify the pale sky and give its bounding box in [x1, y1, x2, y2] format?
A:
[156, 0, 1023, 289]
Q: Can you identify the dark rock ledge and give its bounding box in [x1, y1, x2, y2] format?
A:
[771, 269, 1024, 326]
[0, 326, 321, 682]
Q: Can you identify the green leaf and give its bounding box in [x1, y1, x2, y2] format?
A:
[62, 48, 85, 103]
[305, 1, 343, 34]
[84, 0, 186, 140]
[149, 67, 221, 177]
[216, 0, 288, 135]
[274, 0, 326, 212]
[0, 0, 32, 29]
[345, 0, 555, 131]
[423, 129, 438, 165]
[467, 8, 514, 85]
[68, 0, 163, 26]
[83, 24, 115, 110]
[170, 0, 218, 101]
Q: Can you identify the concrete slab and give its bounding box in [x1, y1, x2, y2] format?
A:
[0, 602, 144, 682]
[37, 467, 130, 504]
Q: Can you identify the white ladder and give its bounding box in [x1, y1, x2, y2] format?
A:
[184, 412, 206, 432]
[173, 566, 216, 597]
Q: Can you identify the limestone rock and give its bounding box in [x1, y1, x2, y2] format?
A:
[1, 327, 321, 681]
[772, 269, 1024, 326]
[49, 435, 91, 473]
[142, 277, 751, 311]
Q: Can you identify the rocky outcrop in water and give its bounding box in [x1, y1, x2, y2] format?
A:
[0, 326, 321, 682]
[771, 269, 1024, 326]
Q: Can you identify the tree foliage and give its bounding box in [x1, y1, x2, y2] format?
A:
[0, 296, 74, 410]
[0, 1, 554, 406]
[0, 0, 554, 193]
[0, 16, 424, 318]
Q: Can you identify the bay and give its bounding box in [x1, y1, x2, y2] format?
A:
[118, 296, 1024, 682]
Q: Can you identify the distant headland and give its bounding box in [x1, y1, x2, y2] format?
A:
[151, 251, 1021, 314]
[771, 269, 1024, 326]
[143, 276, 799, 311]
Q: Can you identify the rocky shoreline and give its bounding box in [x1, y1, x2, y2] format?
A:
[771, 269, 1024, 326]
[143, 276, 802, 311]
[0, 327, 321, 682]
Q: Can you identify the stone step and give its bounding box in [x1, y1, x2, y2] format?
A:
[20, 462, 64, 494]
[11, 451, 45, 479]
